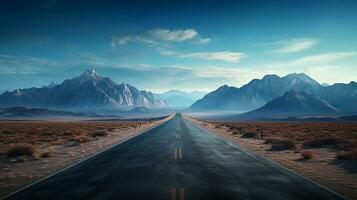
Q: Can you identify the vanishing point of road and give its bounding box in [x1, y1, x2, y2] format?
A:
[4, 114, 346, 200]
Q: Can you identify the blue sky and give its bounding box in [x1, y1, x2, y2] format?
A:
[1, 0, 357, 92]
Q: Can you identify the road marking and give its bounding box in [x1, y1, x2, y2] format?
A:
[178, 149, 182, 159]
[176, 134, 181, 139]
[179, 189, 185, 200]
[174, 149, 182, 159]
[174, 149, 177, 159]
[170, 188, 184, 200]
[170, 188, 176, 200]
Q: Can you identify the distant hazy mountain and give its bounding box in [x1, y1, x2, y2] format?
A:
[158, 90, 206, 107]
[0, 69, 168, 110]
[320, 81, 357, 112]
[0, 106, 109, 118]
[190, 73, 357, 112]
[126, 106, 152, 114]
[191, 73, 321, 111]
[241, 90, 339, 118]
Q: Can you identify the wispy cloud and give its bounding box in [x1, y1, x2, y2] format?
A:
[268, 38, 318, 54]
[179, 51, 246, 62]
[264, 51, 357, 69]
[110, 36, 157, 47]
[158, 49, 246, 62]
[111, 28, 210, 47]
[149, 29, 198, 42]
[293, 52, 357, 65]
[0, 54, 58, 74]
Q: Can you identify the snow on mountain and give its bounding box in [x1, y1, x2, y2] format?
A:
[0, 69, 168, 110]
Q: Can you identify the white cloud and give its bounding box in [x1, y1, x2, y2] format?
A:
[197, 38, 211, 44]
[111, 36, 156, 47]
[157, 48, 246, 62]
[179, 51, 246, 62]
[111, 28, 210, 47]
[269, 38, 318, 54]
[293, 52, 357, 65]
[149, 28, 198, 42]
[265, 51, 357, 69]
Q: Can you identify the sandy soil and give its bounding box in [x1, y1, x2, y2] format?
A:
[0, 115, 173, 197]
[186, 116, 357, 200]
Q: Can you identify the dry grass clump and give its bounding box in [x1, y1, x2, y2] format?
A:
[265, 138, 296, 151]
[304, 137, 354, 150]
[300, 150, 314, 159]
[241, 132, 257, 138]
[7, 143, 36, 157]
[304, 137, 344, 146]
[91, 130, 109, 137]
[108, 127, 116, 132]
[73, 135, 91, 143]
[336, 150, 357, 160]
[40, 148, 55, 158]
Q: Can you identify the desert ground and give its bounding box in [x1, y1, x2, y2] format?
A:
[0, 116, 172, 197]
[187, 116, 357, 199]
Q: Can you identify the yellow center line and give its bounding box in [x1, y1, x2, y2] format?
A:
[170, 188, 184, 200]
[170, 188, 176, 200]
[174, 149, 177, 159]
[178, 149, 182, 159]
[179, 189, 185, 200]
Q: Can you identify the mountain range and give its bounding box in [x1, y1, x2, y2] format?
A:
[0, 69, 168, 110]
[157, 90, 206, 108]
[190, 73, 357, 113]
[240, 90, 339, 119]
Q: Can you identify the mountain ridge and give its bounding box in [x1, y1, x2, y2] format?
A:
[0, 69, 168, 110]
[190, 73, 357, 112]
[240, 90, 339, 119]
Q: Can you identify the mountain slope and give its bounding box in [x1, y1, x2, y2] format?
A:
[158, 90, 206, 107]
[0, 69, 168, 110]
[241, 90, 339, 118]
[190, 73, 321, 111]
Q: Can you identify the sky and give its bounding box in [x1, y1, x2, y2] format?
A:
[1, 0, 357, 93]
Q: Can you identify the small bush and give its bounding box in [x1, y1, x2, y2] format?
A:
[270, 139, 296, 151]
[41, 149, 55, 158]
[7, 143, 36, 157]
[73, 135, 91, 143]
[231, 131, 239, 135]
[108, 127, 116, 132]
[241, 132, 257, 138]
[336, 150, 357, 160]
[304, 137, 349, 149]
[91, 130, 109, 137]
[300, 150, 314, 159]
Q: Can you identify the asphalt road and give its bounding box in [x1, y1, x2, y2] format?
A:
[4, 114, 346, 200]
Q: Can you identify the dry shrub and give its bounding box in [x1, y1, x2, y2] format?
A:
[304, 137, 352, 150]
[41, 149, 55, 158]
[266, 138, 296, 151]
[214, 124, 222, 128]
[108, 127, 116, 131]
[300, 150, 314, 159]
[92, 130, 109, 137]
[73, 135, 91, 143]
[241, 132, 257, 138]
[231, 131, 239, 135]
[7, 143, 36, 157]
[264, 138, 278, 144]
[336, 150, 357, 160]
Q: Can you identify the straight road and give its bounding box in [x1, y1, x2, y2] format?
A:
[4, 114, 346, 200]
